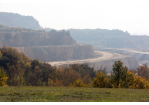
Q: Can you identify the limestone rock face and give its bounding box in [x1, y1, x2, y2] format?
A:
[15, 44, 96, 62]
[0, 31, 76, 47]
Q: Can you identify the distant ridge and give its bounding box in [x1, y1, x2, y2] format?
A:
[0, 12, 41, 30]
[68, 29, 149, 49]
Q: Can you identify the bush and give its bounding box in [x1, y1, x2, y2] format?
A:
[93, 71, 109, 88]
[72, 78, 84, 87]
[134, 76, 149, 89]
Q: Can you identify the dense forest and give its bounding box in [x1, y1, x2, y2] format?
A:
[0, 47, 149, 89]
[0, 47, 96, 86]
[68, 29, 149, 48]
[0, 12, 41, 30]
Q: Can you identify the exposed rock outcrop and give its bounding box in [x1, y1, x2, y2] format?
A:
[15, 44, 96, 62]
[0, 31, 76, 47]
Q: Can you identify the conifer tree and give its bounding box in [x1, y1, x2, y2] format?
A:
[112, 60, 128, 88]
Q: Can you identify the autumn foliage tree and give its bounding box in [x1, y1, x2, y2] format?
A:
[134, 76, 149, 89]
[110, 62, 149, 89]
[93, 71, 109, 88]
[0, 68, 8, 86]
[137, 64, 149, 80]
[125, 71, 135, 88]
[71, 78, 84, 87]
[1, 46, 149, 89]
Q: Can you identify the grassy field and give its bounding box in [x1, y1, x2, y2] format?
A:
[0, 86, 149, 102]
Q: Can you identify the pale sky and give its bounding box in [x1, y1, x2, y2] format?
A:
[0, 0, 149, 35]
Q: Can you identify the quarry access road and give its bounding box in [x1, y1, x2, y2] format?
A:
[120, 48, 149, 54]
[48, 51, 130, 66]
[105, 48, 149, 54]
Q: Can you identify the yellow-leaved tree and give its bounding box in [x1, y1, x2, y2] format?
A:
[71, 78, 84, 87]
[93, 71, 109, 88]
[0, 68, 8, 86]
[134, 76, 149, 89]
[126, 71, 135, 88]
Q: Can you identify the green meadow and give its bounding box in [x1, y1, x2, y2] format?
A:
[0, 86, 149, 102]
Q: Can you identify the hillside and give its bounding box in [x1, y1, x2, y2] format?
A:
[0, 12, 41, 30]
[67, 29, 149, 48]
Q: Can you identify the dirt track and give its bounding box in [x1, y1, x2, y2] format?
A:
[48, 51, 130, 66]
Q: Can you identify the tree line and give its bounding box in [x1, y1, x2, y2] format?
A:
[0, 47, 149, 89]
[0, 25, 44, 32]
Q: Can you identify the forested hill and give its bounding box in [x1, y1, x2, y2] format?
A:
[67, 29, 149, 48]
[0, 12, 41, 30]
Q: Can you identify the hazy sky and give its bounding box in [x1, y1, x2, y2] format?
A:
[0, 0, 149, 35]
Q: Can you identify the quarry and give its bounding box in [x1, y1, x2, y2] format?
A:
[0, 12, 147, 73]
[0, 30, 140, 73]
